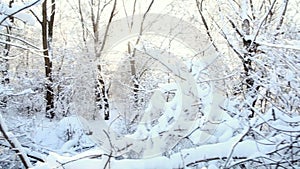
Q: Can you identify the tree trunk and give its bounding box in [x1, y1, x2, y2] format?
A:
[92, 0, 116, 120]
[95, 65, 110, 120]
[242, 18, 260, 118]
[0, 0, 14, 108]
[128, 43, 139, 105]
[1, 27, 11, 85]
[1, 0, 14, 85]
[42, 0, 55, 119]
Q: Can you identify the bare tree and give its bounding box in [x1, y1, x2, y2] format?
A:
[30, 0, 56, 118]
[77, 0, 117, 120]
[0, 0, 14, 109]
[192, 0, 300, 167]
[42, 0, 56, 118]
[1, 0, 14, 85]
[127, 0, 154, 106]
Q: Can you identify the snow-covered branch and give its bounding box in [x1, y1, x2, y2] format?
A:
[0, 114, 32, 168]
[0, 0, 43, 25]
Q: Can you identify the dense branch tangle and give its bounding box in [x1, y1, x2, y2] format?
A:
[79, 0, 117, 120]
[198, 0, 292, 116]
[127, 0, 154, 108]
[194, 0, 299, 168]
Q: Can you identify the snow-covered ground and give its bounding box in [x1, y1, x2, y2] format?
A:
[19, 109, 299, 169]
[3, 112, 241, 169]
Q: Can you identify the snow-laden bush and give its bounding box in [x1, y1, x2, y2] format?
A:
[55, 116, 95, 153]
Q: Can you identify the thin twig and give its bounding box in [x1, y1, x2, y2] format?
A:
[195, 0, 219, 52]
[187, 156, 247, 167]
[0, 32, 40, 49]
[249, 0, 277, 49]
[130, 0, 137, 29]
[224, 127, 250, 168]
[103, 151, 113, 169]
[276, 0, 289, 30]
[55, 154, 111, 169]
[131, 0, 155, 58]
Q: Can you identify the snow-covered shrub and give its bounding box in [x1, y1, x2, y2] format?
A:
[52, 73, 75, 118]
[183, 0, 300, 168]
[55, 116, 94, 153]
[7, 75, 45, 116]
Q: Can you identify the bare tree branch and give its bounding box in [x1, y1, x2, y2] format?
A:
[131, 0, 154, 58]
[249, 0, 256, 19]
[224, 128, 250, 168]
[195, 0, 219, 52]
[130, 0, 137, 29]
[276, 0, 289, 30]
[29, 8, 42, 24]
[99, 0, 117, 53]
[0, 32, 40, 49]
[0, 114, 32, 168]
[78, 0, 87, 45]
[249, 0, 276, 49]
[0, 0, 42, 25]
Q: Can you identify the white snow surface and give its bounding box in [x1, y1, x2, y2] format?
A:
[27, 109, 280, 169]
[32, 126, 279, 169]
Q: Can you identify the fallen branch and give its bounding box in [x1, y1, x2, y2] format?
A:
[0, 114, 32, 168]
[186, 156, 247, 167]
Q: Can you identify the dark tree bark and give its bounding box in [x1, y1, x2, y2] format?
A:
[42, 0, 55, 119]
[0, 1, 14, 109]
[92, 0, 117, 120]
[127, 42, 139, 105]
[1, 0, 14, 85]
